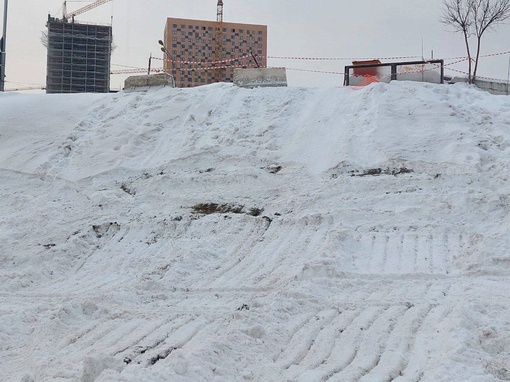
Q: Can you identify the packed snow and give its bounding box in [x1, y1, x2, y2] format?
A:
[1, 81, 510, 382]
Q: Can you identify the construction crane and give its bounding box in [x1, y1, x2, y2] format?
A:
[217, 0, 223, 22]
[62, 0, 112, 22]
[214, 0, 224, 83]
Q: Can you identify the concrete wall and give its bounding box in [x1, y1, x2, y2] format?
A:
[233, 68, 287, 88]
[474, 79, 510, 96]
[124, 73, 174, 90]
[446, 76, 510, 96]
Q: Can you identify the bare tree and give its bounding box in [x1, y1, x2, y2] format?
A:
[441, 0, 474, 82]
[471, 0, 510, 79]
[441, 0, 510, 83]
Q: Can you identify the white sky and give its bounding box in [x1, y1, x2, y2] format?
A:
[2, 0, 510, 90]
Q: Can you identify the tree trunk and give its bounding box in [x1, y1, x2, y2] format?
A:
[472, 35, 482, 83]
[463, 29, 473, 83]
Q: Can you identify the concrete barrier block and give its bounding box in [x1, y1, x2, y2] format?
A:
[446, 76, 510, 96]
[124, 73, 175, 91]
[234, 68, 288, 88]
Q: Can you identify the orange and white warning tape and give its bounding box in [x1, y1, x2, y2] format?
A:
[444, 57, 470, 67]
[149, 49, 510, 70]
[111, 63, 260, 75]
[268, 55, 422, 61]
[285, 67, 345, 75]
[177, 63, 261, 72]
[478, 50, 510, 59]
[111, 68, 165, 74]
[111, 49, 510, 79]
[153, 54, 252, 66]
[445, 67, 510, 83]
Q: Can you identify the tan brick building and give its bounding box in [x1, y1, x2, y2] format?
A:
[164, 17, 267, 87]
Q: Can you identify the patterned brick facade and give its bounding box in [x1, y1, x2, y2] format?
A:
[164, 17, 267, 87]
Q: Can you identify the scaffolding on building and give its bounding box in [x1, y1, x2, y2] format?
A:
[46, 15, 112, 93]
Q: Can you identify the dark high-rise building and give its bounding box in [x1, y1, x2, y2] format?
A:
[164, 17, 267, 88]
[46, 16, 112, 93]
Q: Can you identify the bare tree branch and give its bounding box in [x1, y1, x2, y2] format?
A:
[471, 0, 510, 79]
[441, 0, 510, 83]
[473, 0, 510, 37]
[441, 0, 474, 82]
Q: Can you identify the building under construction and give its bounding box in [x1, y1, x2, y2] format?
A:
[163, 17, 267, 87]
[46, 14, 112, 93]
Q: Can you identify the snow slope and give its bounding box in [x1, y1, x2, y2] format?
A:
[1, 82, 510, 382]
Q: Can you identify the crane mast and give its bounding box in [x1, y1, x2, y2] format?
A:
[217, 0, 223, 22]
[214, 0, 224, 83]
[62, 0, 112, 21]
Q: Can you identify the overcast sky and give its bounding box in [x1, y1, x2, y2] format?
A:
[2, 0, 510, 90]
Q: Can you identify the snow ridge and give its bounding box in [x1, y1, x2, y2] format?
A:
[1, 82, 510, 381]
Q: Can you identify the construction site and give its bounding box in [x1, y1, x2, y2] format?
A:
[43, 0, 280, 92]
[45, 1, 112, 94]
[1, 0, 507, 93]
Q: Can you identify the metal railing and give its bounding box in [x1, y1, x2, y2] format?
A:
[344, 60, 444, 86]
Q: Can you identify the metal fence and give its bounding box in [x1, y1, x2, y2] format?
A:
[343, 60, 444, 86]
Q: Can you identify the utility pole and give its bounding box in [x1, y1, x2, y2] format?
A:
[159, 39, 176, 83]
[0, 0, 8, 92]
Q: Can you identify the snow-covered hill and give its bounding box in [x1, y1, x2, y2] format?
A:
[1, 82, 510, 382]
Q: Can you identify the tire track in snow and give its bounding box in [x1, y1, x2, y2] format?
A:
[275, 309, 339, 370]
[356, 305, 433, 381]
[272, 312, 318, 363]
[326, 305, 408, 382]
[284, 309, 361, 381]
[367, 233, 376, 270]
[119, 315, 194, 363]
[281, 306, 383, 381]
[384, 234, 400, 273]
[41, 225, 133, 295]
[203, 218, 269, 289]
[142, 316, 213, 366]
[381, 234, 390, 272]
[63, 315, 187, 360]
[81, 319, 143, 350]
[114, 319, 169, 357]
[250, 221, 330, 288]
[64, 313, 208, 367]
[428, 233, 434, 273]
[412, 234, 419, 273]
[69, 320, 124, 349]
[212, 222, 302, 288]
[448, 233, 466, 273]
[321, 306, 384, 381]
[357, 230, 466, 274]
[391, 305, 454, 382]
[241, 223, 305, 285]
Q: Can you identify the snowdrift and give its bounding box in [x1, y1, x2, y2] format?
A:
[1, 82, 510, 381]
